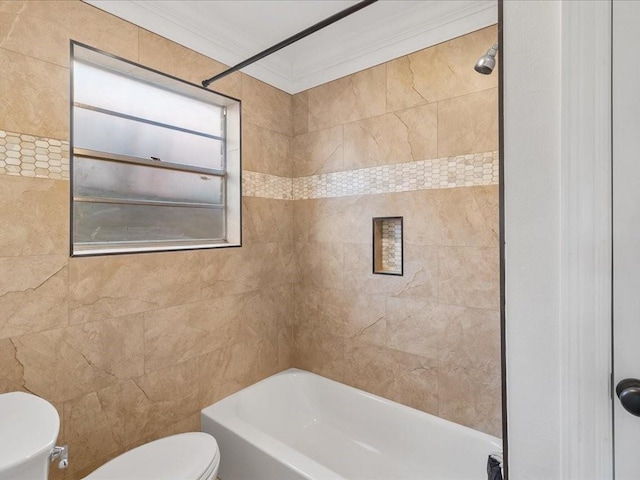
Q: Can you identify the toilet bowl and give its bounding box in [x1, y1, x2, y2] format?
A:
[83, 432, 220, 480]
[0, 391, 220, 480]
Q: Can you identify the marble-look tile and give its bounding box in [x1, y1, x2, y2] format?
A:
[0, 0, 138, 68]
[0, 47, 68, 140]
[0, 338, 23, 392]
[400, 185, 499, 247]
[343, 339, 439, 415]
[296, 195, 374, 245]
[307, 64, 386, 132]
[13, 315, 144, 403]
[437, 89, 499, 158]
[343, 105, 437, 169]
[386, 25, 498, 111]
[243, 122, 292, 177]
[63, 391, 121, 476]
[438, 246, 500, 310]
[438, 367, 502, 437]
[243, 197, 292, 245]
[292, 125, 343, 177]
[294, 242, 344, 289]
[295, 286, 386, 346]
[386, 299, 500, 374]
[138, 29, 240, 99]
[383, 187, 499, 247]
[199, 338, 279, 407]
[343, 243, 438, 300]
[96, 358, 201, 447]
[291, 326, 344, 383]
[65, 314, 145, 379]
[144, 286, 290, 373]
[292, 91, 309, 136]
[201, 243, 293, 298]
[0, 255, 68, 339]
[277, 326, 293, 371]
[242, 74, 292, 136]
[0, 176, 68, 256]
[68, 251, 202, 324]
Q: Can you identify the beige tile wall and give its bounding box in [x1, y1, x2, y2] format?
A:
[290, 25, 502, 437]
[0, 2, 293, 479]
[0, 3, 500, 477]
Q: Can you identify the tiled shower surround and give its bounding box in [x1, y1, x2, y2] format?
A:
[0, 1, 499, 477]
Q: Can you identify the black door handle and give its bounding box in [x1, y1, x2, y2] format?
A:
[616, 378, 640, 416]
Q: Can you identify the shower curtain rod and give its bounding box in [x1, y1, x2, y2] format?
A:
[202, 0, 378, 88]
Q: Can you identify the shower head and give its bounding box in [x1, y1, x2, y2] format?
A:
[474, 42, 498, 75]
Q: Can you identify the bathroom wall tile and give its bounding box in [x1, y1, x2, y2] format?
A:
[0, 47, 68, 139]
[343, 339, 439, 416]
[144, 286, 290, 373]
[292, 199, 310, 244]
[63, 391, 121, 476]
[199, 338, 278, 407]
[307, 64, 386, 132]
[438, 246, 500, 310]
[0, 0, 138, 68]
[96, 358, 201, 448]
[277, 326, 293, 372]
[138, 29, 241, 99]
[291, 326, 345, 383]
[201, 243, 293, 298]
[438, 367, 502, 437]
[384, 187, 499, 248]
[0, 338, 24, 393]
[0, 255, 68, 339]
[386, 299, 500, 375]
[292, 91, 309, 135]
[0, 176, 68, 256]
[437, 89, 499, 158]
[242, 74, 292, 136]
[295, 286, 386, 346]
[14, 315, 144, 403]
[343, 105, 437, 169]
[301, 195, 374, 245]
[243, 197, 293, 245]
[386, 26, 498, 111]
[343, 243, 438, 301]
[294, 241, 344, 289]
[292, 125, 343, 177]
[65, 314, 145, 379]
[243, 122, 292, 177]
[68, 251, 202, 324]
[126, 413, 201, 454]
[144, 302, 230, 374]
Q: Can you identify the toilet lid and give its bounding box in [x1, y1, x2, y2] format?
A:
[0, 392, 60, 472]
[84, 432, 219, 480]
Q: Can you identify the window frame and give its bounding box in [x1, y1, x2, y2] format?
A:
[69, 41, 242, 257]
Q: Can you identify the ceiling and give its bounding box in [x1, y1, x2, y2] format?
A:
[85, 0, 497, 94]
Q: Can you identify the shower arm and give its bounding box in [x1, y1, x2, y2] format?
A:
[201, 0, 378, 88]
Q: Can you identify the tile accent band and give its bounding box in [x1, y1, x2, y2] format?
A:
[0, 129, 498, 199]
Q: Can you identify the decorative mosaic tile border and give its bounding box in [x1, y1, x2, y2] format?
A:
[0, 130, 69, 180]
[0, 130, 498, 199]
[242, 170, 293, 200]
[292, 151, 499, 200]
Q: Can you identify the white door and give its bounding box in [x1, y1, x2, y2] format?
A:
[613, 1, 640, 478]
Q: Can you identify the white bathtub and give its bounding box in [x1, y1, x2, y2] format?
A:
[201, 368, 502, 480]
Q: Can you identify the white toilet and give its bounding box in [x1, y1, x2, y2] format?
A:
[0, 391, 220, 480]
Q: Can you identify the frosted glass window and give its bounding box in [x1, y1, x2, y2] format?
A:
[71, 42, 242, 256]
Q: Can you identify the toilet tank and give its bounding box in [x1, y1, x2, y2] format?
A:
[0, 392, 60, 480]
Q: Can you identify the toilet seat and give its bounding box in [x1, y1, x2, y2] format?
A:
[83, 432, 219, 480]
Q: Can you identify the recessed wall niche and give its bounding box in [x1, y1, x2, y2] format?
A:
[372, 216, 403, 276]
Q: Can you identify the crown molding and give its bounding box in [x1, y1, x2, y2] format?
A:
[85, 0, 496, 94]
